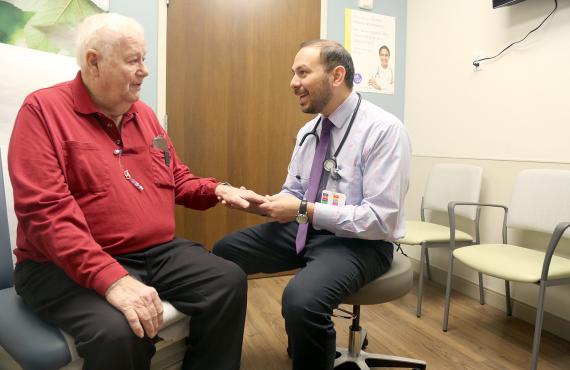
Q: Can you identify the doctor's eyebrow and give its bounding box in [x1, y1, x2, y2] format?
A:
[292, 65, 311, 73]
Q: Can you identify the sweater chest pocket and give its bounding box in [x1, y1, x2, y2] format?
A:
[149, 146, 175, 188]
[63, 141, 110, 194]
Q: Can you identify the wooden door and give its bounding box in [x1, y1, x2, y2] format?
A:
[166, 0, 320, 248]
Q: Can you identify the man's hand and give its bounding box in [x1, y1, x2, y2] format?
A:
[215, 184, 269, 214]
[258, 193, 303, 223]
[105, 275, 164, 338]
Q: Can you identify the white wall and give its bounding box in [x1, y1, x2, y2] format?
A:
[404, 0, 570, 335]
[0, 45, 79, 251]
[406, 0, 570, 163]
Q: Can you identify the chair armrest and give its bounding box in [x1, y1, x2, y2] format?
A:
[448, 201, 509, 247]
[541, 222, 570, 280]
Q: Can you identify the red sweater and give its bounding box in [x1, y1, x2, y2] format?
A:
[8, 72, 219, 296]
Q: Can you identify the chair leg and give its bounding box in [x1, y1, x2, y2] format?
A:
[416, 244, 427, 317]
[442, 249, 455, 332]
[530, 281, 547, 370]
[425, 246, 432, 281]
[478, 272, 485, 305]
[505, 280, 512, 316]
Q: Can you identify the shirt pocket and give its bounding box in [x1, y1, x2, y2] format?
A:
[336, 165, 364, 201]
[63, 141, 110, 194]
[149, 146, 175, 188]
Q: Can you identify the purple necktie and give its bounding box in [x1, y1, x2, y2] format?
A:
[295, 117, 334, 254]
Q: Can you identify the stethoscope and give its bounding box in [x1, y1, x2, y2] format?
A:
[297, 93, 362, 180]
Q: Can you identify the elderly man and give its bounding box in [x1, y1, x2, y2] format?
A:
[8, 13, 262, 370]
[213, 40, 411, 370]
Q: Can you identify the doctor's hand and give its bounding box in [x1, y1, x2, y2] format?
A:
[105, 275, 164, 339]
[259, 193, 305, 223]
[215, 184, 268, 213]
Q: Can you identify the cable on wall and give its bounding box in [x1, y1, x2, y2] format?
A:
[473, 0, 557, 68]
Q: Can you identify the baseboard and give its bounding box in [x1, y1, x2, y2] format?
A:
[409, 258, 570, 343]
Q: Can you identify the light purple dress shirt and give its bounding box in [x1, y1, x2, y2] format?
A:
[281, 92, 411, 241]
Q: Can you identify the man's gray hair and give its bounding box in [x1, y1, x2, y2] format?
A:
[75, 13, 144, 69]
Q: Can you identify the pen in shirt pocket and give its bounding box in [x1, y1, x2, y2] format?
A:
[152, 136, 171, 166]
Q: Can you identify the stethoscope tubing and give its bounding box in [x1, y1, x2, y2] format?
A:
[297, 93, 362, 180]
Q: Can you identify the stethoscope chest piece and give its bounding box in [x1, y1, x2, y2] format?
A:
[324, 158, 341, 180]
[323, 158, 336, 172]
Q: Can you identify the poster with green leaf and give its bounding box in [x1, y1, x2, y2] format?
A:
[0, 0, 108, 55]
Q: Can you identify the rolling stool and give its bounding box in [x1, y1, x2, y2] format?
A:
[334, 251, 427, 370]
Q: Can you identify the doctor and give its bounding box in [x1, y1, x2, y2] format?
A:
[213, 39, 411, 370]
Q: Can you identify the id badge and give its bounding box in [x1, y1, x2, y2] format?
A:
[320, 190, 346, 207]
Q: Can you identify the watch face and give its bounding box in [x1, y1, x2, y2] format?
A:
[296, 213, 309, 224]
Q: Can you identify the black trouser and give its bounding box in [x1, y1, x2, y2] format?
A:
[14, 238, 247, 370]
[213, 222, 393, 370]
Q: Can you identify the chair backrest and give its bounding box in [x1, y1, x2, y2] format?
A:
[0, 150, 14, 289]
[422, 163, 483, 221]
[508, 169, 570, 235]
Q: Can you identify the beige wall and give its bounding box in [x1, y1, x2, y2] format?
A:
[406, 0, 570, 163]
[404, 0, 570, 334]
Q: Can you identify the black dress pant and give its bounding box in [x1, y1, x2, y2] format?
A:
[213, 222, 393, 370]
[14, 238, 247, 370]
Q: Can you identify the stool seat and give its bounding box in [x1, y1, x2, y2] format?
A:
[343, 252, 413, 306]
[335, 252, 426, 369]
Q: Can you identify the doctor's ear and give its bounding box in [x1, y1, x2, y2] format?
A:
[331, 66, 346, 87]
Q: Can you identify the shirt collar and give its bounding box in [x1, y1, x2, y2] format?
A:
[71, 71, 139, 117]
[326, 91, 359, 129]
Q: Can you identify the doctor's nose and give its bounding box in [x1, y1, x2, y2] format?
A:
[290, 75, 301, 89]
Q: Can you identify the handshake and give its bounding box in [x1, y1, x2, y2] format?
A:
[214, 183, 303, 224]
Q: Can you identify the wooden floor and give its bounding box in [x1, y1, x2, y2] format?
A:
[1, 275, 569, 370]
[241, 275, 570, 370]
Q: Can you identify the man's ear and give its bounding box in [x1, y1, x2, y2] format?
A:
[85, 49, 100, 76]
[331, 65, 346, 87]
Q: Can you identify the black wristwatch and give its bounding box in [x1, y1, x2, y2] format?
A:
[296, 199, 309, 224]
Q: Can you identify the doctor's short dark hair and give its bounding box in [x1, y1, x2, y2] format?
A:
[300, 39, 355, 89]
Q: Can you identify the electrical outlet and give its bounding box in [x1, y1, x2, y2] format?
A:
[472, 53, 483, 71]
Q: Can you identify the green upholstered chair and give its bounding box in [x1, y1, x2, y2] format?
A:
[397, 163, 483, 317]
[443, 169, 570, 370]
